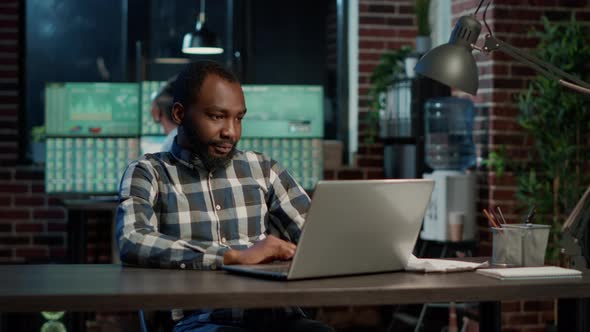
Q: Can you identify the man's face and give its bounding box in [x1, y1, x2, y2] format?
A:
[179, 74, 246, 169]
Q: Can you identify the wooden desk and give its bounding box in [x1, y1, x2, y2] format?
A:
[0, 264, 589, 331]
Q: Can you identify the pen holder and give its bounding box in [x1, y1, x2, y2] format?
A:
[491, 224, 550, 267]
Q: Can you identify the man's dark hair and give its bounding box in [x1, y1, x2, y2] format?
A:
[173, 60, 239, 107]
[153, 77, 175, 120]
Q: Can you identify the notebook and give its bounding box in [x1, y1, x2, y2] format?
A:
[476, 266, 583, 280]
[222, 179, 435, 280]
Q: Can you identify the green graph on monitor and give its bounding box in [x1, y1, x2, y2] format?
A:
[45, 83, 140, 136]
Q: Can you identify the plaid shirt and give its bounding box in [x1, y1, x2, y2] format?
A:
[116, 141, 310, 271]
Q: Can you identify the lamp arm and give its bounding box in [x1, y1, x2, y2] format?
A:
[482, 35, 590, 95]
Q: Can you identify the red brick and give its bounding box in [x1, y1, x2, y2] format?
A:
[14, 169, 44, 181]
[501, 301, 522, 313]
[0, 183, 28, 194]
[544, 10, 573, 20]
[511, 65, 537, 77]
[366, 170, 384, 179]
[0, 95, 18, 103]
[359, 16, 386, 25]
[323, 169, 336, 180]
[15, 222, 44, 233]
[495, 78, 526, 90]
[523, 300, 554, 311]
[31, 184, 45, 193]
[0, 31, 17, 40]
[0, 107, 17, 117]
[0, 19, 19, 29]
[0, 209, 30, 220]
[541, 310, 555, 323]
[14, 195, 45, 207]
[357, 157, 383, 167]
[47, 222, 67, 232]
[0, 120, 17, 130]
[15, 248, 49, 258]
[0, 195, 12, 206]
[0, 223, 12, 232]
[398, 5, 414, 14]
[359, 63, 377, 74]
[490, 118, 520, 131]
[506, 312, 541, 325]
[490, 134, 524, 145]
[49, 247, 67, 258]
[33, 235, 64, 246]
[359, 28, 397, 38]
[359, 40, 385, 49]
[488, 173, 518, 187]
[366, 4, 396, 14]
[359, 52, 381, 62]
[386, 17, 414, 26]
[33, 208, 65, 219]
[0, 236, 30, 245]
[47, 197, 65, 206]
[386, 41, 412, 50]
[0, 170, 12, 180]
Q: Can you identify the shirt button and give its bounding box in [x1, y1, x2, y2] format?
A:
[180, 263, 186, 269]
[215, 204, 221, 210]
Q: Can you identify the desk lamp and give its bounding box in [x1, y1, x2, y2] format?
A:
[182, 0, 224, 55]
[414, 0, 590, 268]
[414, 0, 590, 96]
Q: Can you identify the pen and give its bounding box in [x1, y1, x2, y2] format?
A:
[490, 208, 502, 226]
[496, 206, 507, 224]
[483, 209, 500, 228]
[524, 205, 536, 225]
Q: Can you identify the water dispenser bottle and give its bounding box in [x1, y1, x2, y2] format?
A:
[424, 97, 476, 171]
[422, 97, 477, 242]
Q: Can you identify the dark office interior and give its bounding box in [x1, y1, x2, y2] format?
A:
[1, 0, 590, 331]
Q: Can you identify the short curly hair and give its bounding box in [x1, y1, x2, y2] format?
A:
[173, 60, 239, 108]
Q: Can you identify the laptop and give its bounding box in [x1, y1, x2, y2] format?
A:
[222, 179, 434, 280]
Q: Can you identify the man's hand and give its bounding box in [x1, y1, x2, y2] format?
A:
[223, 235, 296, 265]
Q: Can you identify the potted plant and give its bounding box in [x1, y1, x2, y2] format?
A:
[415, 0, 431, 53]
[30, 125, 46, 164]
[366, 46, 413, 143]
[491, 14, 590, 263]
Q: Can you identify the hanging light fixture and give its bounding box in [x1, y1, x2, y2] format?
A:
[182, 0, 224, 55]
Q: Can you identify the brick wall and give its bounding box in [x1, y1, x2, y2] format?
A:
[324, 0, 419, 181]
[0, 0, 70, 264]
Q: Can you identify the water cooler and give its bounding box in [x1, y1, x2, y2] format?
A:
[421, 97, 477, 242]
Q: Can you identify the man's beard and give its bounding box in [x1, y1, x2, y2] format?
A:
[181, 122, 237, 172]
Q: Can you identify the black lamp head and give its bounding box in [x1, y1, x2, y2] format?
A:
[182, 20, 224, 55]
[415, 15, 482, 95]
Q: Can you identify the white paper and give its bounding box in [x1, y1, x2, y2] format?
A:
[405, 254, 489, 273]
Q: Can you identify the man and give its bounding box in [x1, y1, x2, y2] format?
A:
[150, 78, 178, 151]
[116, 60, 334, 332]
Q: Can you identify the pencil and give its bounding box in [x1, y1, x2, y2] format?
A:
[483, 209, 500, 228]
[496, 206, 507, 224]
